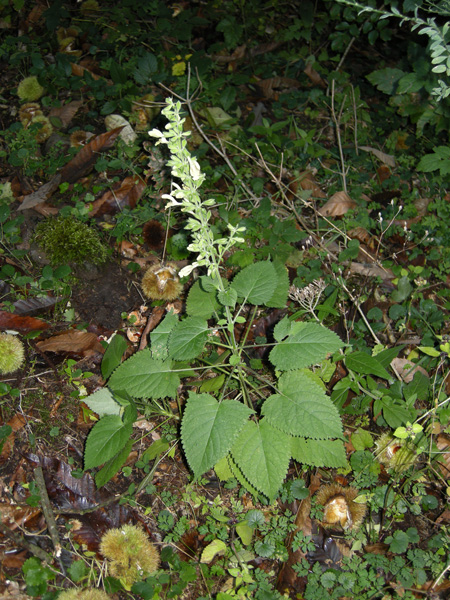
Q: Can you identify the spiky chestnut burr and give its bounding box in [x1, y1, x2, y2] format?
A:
[315, 483, 366, 530]
[29, 115, 53, 142]
[19, 102, 43, 126]
[375, 432, 417, 473]
[17, 76, 44, 101]
[100, 524, 160, 589]
[142, 262, 182, 301]
[0, 333, 25, 375]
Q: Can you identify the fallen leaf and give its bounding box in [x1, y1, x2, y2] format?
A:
[12, 296, 61, 317]
[349, 262, 394, 280]
[360, 145, 396, 167]
[36, 330, 104, 356]
[60, 126, 125, 184]
[390, 358, 429, 383]
[0, 310, 50, 332]
[319, 191, 357, 217]
[298, 171, 326, 198]
[49, 100, 83, 128]
[89, 175, 146, 217]
[304, 62, 327, 88]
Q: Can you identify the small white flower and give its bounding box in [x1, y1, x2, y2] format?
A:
[188, 156, 202, 181]
[179, 263, 197, 278]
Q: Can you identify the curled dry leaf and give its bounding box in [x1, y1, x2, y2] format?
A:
[349, 262, 394, 280]
[318, 191, 357, 217]
[0, 310, 50, 332]
[36, 330, 104, 357]
[390, 357, 429, 383]
[348, 226, 378, 252]
[360, 145, 396, 168]
[304, 62, 327, 88]
[89, 175, 146, 217]
[298, 171, 326, 198]
[49, 100, 83, 128]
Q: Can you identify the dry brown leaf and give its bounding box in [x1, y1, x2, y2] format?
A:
[390, 357, 429, 383]
[71, 62, 101, 80]
[0, 310, 50, 332]
[18, 176, 62, 211]
[318, 191, 357, 217]
[360, 145, 396, 167]
[49, 100, 83, 128]
[89, 175, 146, 217]
[435, 434, 450, 477]
[304, 62, 327, 88]
[298, 171, 326, 198]
[348, 227, 378, 252]
[349, 262, 394, 280]
[60, 126, 124, 184]
[256, 76, 300, 99]
[36, 330, 104, 356]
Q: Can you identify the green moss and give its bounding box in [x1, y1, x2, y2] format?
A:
[34, 216, 109, 266]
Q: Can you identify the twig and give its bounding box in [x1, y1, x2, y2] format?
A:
[330, 79, 348, 193]
[34, 466, 66, 574]
[0, 520, 53, 564]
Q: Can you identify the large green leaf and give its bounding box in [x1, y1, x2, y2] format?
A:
[84, 415, 133, 469]
[95, 439, 134, 487]
[82, 387, 121, 417]
[345, 351, 392, 381]
[265, 261, 289, 308]
[109, 350, 179, 399]
[291, 437, 347, 468]
[262, 370, 342, 439]
[231, 261, 277, 305]
[101, 333, 128, 380]
[231, 418, 291, 501]
[228, 454, 260, 497]
[186, 280, 219, 318]
[150, 311, 178, 360]
[168, 317, 209, 360]
[269, 322, 343, 370]
[181, 393, 253, 479]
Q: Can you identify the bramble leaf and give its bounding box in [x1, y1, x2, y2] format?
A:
[231, 261, 277, 305]
[150, 311, 178, 360]
[265, 261, 290, 308]
[109, 350, 180, 399]
[231, 418, 291, 501]
[84, 415, 132, 469]
[168, 316, 209, 360]
[181, 393, 253, 479]
[269, 322, 343, 370]
[82, 387, 121, 417]
[291, 437, 347, 468]
[262, 370, 342, 439]
[186, 280, 219, 318]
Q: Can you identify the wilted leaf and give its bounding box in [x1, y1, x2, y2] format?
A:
[89, 175, 146, 217]
[318, 191, 357, 217]
[12, 296, 61, 316]
[60, 127, 124, 184]
[304, 63, 327, 88]
[0, 310, 50, 332]
[104, 114, 137, 145]
[18, 176, 62, 211]
[49, 100, 83, 128]
[36, 330, 104, 356]
[360, 145, 396, 167]
[391, 358, 429, 383]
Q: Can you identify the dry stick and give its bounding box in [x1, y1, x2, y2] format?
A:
[0, 520, 53, 563]
[330, 79, 348, 194]
[34, 466, 66, 574]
